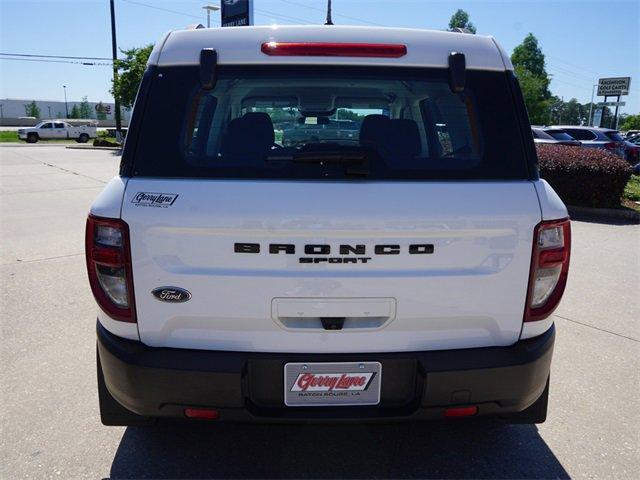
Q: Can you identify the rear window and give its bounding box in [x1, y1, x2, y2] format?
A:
[563, 128, 597, 141]
[128, 66, 530, 180]
[604, 131, 624, 142]
[545, 129, 575, 141]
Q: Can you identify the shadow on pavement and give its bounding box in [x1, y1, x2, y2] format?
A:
[109, 420, 568, 479]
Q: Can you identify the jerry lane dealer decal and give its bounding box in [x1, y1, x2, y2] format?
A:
[131, 192, 179, 207]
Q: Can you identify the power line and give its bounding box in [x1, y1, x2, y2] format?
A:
[278, 0, 387, 26]
[0, 52, 112, 61]
[0, 57, 112, 66]
[121, 0, 201, 20]
[254, 7, 316, 24]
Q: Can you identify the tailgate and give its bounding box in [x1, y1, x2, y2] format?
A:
[122, 179, 541, 353]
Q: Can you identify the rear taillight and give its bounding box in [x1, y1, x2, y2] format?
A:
[85, 215, 136, 322]
[260, 42, 407, 58]
[524, 218, 571, 322]
[604, 142, 619, 150]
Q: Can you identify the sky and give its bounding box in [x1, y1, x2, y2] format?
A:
[1, 0, 639, 114]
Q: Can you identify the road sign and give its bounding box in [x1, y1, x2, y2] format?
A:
[592, 108, 603, 127]
[597, 101, 626, 107]
[597, 77, 631, 96]
[221, 0, 253, 27]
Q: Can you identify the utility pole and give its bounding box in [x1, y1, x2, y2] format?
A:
[63, 85, 69, 118]
[325, 0, 333, 25]
[110, 0, 122, 142]
[588, 84, 596, 127]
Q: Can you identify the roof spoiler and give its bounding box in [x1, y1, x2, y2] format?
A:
[448, 52, 466, 93]
[200, 48, 217, 90]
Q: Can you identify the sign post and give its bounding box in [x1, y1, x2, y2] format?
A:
[221, 0, 253, 27]
[596, 77, 631, 129]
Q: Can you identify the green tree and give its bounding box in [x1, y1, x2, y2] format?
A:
[620, 114, 640, 131]
[78, 96, 93, 119]
[448, 9, 476, 33]
[24, 100, 41, 118]
[511, 34, 551, 125]
[69, 104, 80, 119]
[111, 44, 154, 109]
[512, 33, 547, 77]
[515, 67, 551, 124]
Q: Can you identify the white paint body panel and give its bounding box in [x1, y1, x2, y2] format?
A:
[120, 179, 542, 353]
[89, 176, 127, 218]
[154, 25, 510, 71]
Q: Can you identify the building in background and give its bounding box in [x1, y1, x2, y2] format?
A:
[0, 98, 131, 126]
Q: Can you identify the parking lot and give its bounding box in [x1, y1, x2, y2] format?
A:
[0, 144, 638, 479]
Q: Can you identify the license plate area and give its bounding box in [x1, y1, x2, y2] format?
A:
[284, 362, 382, 407]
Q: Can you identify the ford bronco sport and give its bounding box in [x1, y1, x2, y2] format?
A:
[87, 25, 570, 425]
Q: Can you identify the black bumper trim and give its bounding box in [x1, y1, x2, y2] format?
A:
[97, 322, 554, 421]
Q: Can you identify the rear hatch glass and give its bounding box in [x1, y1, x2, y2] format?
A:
[128, 66, 530, 180]
[604, 131, 624, 142]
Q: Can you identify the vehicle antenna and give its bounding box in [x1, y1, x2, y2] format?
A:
[325, 0, 333, 25]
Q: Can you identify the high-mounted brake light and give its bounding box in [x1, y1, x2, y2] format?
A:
[524, 218, 571, 322]
[85, 215, 136, 322]
[261, 42, 407, 58]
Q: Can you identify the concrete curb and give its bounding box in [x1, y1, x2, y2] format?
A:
[65, 145, 122, 151]
[568, 205, 640, 223]
[0, 142, 70, 147]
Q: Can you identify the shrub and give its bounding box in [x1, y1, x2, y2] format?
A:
[536, 144, 632, 208]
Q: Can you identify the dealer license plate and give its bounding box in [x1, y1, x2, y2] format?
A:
[284, 362, 382, 407]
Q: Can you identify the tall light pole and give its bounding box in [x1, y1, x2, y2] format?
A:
[63, 85, 69, 118]
[203, 4, 220, 28]
[110, 0, 122, 141]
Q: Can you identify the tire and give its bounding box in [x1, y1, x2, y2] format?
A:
[501, 376, 550, 424]
[78, 133, 89, 143]
[26, 133, 38, 143]
[97, 349, 156, 426]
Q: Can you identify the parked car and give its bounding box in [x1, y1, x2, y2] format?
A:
[551, 125, 625, 158]
[88, 25, 569, 426]
[622, 139, 640, 164]
[531, 127, 580, 146]
[282, 119, 359, 146]
[18, 120, 97, 143]
[624, 130, 639, 138]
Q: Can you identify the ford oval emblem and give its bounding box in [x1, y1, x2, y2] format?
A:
[152, 287, 191, 303]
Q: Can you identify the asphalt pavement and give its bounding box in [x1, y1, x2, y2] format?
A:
[1, 145, 638, 479]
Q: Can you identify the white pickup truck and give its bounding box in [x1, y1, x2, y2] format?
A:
[87, 25, 570, 426]
[18, 120, 97, 143]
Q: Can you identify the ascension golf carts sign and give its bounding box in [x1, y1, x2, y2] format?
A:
[597, 77, 631, 97]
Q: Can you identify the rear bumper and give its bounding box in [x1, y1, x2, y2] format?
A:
[97, 322, 554, 422]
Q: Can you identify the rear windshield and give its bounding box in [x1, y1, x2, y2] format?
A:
[128, 66, 530, 180]
[546, 129, 576, 141]
[604, 131, 624, 142]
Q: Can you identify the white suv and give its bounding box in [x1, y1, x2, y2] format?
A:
[87, 25, 570, 425]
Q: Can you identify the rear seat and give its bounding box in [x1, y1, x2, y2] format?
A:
[221, 112, 275, 164]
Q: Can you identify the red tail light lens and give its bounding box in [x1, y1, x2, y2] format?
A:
[261, 42, 407, 58]
[604, 142, 619, 150]
[85, 215, 136, 322]
[524, 218, 571, 322]
[444, 406, 478, 417]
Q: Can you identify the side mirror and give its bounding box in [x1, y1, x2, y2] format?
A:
[448, 52, 466, 93]
[200, 48, 217, 90]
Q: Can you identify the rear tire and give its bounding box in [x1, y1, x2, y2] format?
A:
[26, 133, 38, 143]
[77, 133, 89, 143]
[502, 376, 549, 424]
[97, 349, 156, 426]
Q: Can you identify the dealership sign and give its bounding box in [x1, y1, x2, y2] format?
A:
[221, 0, 253, 27]
[597, 77, 631, 96]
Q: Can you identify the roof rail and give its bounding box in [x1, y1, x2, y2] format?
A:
[186, 23, 205, 30]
